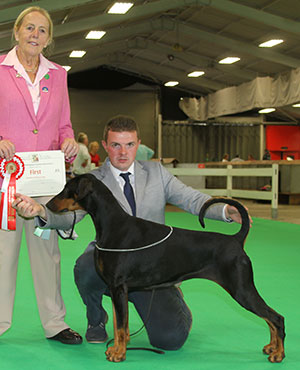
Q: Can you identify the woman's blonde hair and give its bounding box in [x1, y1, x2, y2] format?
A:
[89, 141, 99, 151]
[12, 6, 54, 54]
[77, 132, 88, 143]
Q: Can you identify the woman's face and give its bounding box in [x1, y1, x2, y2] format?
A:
[14, 11, 50, 58]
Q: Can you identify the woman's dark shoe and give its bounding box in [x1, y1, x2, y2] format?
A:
[48, 328, 83, 344]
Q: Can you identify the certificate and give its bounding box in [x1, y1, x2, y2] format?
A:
[16, 151, 66, 197]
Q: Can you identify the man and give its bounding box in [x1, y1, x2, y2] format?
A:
[13, 115, 246, 350]
[135, 143, 154, 161]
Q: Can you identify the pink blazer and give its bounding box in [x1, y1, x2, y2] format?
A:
[0, 55, 74, 152]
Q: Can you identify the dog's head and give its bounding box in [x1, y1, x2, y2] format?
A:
[46, 174, 94, 213]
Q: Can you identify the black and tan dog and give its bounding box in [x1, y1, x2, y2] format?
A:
[47, 174, 285, 363]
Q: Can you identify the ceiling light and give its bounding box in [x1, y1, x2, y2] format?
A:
[259, 39, 283, 48]
[258, 108, 275, 114]
[292, 103, 300, 107]
[69, 50, 86, 58]
[164, 81, 179, 87]
[62, 66, 71, 72]
[187, 71, 205, 77]
[108, 2, 134, 14]
[86, 31, 106, 40]
[218, 57, 240, 64]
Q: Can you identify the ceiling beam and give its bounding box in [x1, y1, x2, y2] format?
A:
[0, 0, 96, 23]
[1, 0, 300, 39]
[59, 47, 221, 94]
[201, 0, 300, 36]
[52, 22, 153, 55]
[50, 0, 198, 38]
[130, 38, 258, 81]
[51, 19, 257, 85]
[174, 18, 300, 68]
[54, 37, 225, 92]
[106, 53, 226, 91]
[50, 10, 300, 72]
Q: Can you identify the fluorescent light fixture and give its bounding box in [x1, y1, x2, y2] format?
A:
[258, 108, 275, 114]
[218, 57, 240, 64]
[292, 103, 300, 107]
[259, 39, 283, 48]
[62, 66, 71, 72]
[187, 71, 205, 77]
[86, 31, 106, 40]
[108, 2, 134, 14]
[69, 50, 86, 58]
[164, 81, 179, 87]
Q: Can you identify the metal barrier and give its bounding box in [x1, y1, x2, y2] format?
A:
[167, 163, 279, 219]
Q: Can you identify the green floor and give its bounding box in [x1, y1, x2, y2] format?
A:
[1, 213, 299, 369]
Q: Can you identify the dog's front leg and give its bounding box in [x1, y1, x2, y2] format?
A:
[105, 284, 129, 362]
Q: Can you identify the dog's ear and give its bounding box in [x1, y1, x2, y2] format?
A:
[76, 177, 94, 201]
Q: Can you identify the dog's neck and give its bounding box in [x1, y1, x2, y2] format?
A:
[80, 181, 130, 246]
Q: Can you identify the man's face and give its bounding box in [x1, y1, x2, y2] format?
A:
[102, 130, 140, 171]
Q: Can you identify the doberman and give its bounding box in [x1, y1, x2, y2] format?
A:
[46, 174, 285, 363]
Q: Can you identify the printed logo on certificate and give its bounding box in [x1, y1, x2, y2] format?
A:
[16, 151, 66, 197]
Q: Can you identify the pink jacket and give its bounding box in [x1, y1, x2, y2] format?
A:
[0, 54, 74, 152]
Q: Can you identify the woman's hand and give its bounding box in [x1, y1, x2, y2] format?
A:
[0, 140, 15, 160]
[61, 138, 79, 160]
[12, 193, 46, 219]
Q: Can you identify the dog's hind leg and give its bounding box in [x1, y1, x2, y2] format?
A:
[105, 284, 129, 362]
[215, 254, 285, 363]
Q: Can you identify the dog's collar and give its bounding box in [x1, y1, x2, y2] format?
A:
[95, 226, 173, 252]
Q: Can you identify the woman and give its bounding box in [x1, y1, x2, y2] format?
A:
[89, 141, 101, 168]
[73, 132, 91, 175]
[0, 7, 81, 344]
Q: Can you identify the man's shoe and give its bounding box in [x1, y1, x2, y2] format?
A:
[86, 314, 108, 343]
[48, 328, 83, 344]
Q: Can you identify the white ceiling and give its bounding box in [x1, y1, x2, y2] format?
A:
[1, 0, 300, 121]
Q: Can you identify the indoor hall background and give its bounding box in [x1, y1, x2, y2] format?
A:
[68, 87, 262, 164]
[68, 88, 159, 160]
[162, 122, 261, 163]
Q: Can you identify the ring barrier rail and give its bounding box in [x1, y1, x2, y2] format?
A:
[166, 163, 279, 219]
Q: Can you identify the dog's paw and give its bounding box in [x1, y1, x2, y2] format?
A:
[263, 343, 275, 355]
[268, 350, 285, 363]
[105, 346, 126, 362]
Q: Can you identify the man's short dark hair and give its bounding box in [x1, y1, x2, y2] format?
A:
[103, 115, 140, 142]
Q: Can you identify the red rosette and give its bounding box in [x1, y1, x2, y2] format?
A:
[0, 155, 25, 230]
[0, 155, 24, 179]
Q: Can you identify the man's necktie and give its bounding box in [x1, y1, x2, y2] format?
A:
[120, 172, 136, 216]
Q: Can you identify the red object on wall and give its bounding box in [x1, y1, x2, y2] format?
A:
[266, 125, 300, 160]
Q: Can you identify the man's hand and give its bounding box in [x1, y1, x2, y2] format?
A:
[12, 193, 46, 219]
[225, 204, 253, 227]
[61, 138, 79, 160]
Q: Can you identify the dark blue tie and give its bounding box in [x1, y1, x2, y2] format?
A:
[120, 172, 136, 216]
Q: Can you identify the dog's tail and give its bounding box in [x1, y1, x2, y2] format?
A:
[199, 197, 250, 244]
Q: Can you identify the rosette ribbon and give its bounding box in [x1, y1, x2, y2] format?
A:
[0, 156, 24, 230]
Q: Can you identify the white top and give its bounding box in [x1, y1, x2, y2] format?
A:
[72, 143, 91, 175]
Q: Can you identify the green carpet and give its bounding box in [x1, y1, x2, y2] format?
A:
[1, 213, 299, 369]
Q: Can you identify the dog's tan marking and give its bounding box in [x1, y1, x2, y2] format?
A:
[98, 259, 104, 274]
[105, 304, 129, 362]
[262, 318, 285, 362]
[48, 197, 84, 212]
